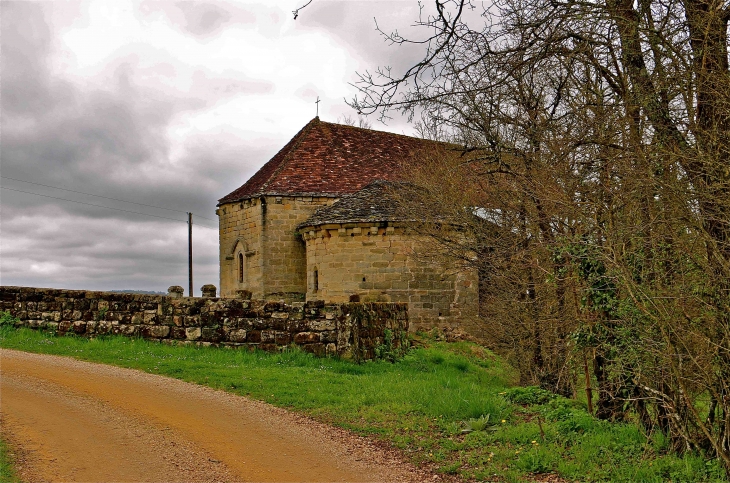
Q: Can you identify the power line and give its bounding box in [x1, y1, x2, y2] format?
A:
[0, 175, 218, 222]
[1, 186, 218, 229]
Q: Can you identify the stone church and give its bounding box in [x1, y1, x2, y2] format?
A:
[216, 117, 478, 330]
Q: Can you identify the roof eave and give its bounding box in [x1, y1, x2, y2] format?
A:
[218, 191, 344, 206]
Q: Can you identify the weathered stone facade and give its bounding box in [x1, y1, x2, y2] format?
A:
[218, 195, 336, 300]
[300, 222, 478, 331]
[0, 286, 408, 360]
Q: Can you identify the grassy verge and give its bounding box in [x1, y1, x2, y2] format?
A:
[0, 439, 21, 483]
[0, 325, 726, 483]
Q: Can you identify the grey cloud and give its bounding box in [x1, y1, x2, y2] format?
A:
[0, 2, 260, 293]
[141, 1, 255, 39]
[0, 2, 63, 116]
[298, 1, 427, 75]
[179, 2, 235, 36]
[294, 1, 429, 132]
[190, 70, 274, 99]
[1, 205, 218, 293]
[294, 83, 319, 101]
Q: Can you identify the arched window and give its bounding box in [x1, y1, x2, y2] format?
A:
[313, 268, 319, 292]
[238, 253, 244, 283]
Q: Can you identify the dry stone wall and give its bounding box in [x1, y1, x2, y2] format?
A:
[0, 286, 408, 360]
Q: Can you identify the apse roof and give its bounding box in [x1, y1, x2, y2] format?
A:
[298, 180, 404, 228]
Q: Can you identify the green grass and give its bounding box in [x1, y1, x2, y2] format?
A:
[0, 439, 20, 483]
[1, 323, 726, 482]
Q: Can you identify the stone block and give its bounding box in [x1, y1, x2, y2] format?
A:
[143, 311, 157, 324]
[247, 330, 262, 343]
[200, 284, 218, 298]
[185, 327, 201, 340]
[73, 300, 89, 311]
[236, 290, 252, 300]
[321, 330, 338, 343]
[141, 325, 169, 338]
[306, 319, 337, 331]
[201, 327, 224, 342]
[274, 331, 291, 345]
[184, 316, 200, 327]
[287, 320, 307, 332]
[325, 343, 337, 356]
[260, 330, 276, 343]
[226, 329, 247, 343]
[294, 332, 321, 344]
[251, 318, 271, 330]
[124, 325, 140, 336]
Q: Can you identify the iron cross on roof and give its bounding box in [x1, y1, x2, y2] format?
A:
[315, 96, 320, 117]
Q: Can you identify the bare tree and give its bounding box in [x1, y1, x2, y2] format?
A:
[352, 0, 730, 473]
[336, 114, 373, 129]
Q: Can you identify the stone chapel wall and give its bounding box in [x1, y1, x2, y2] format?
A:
[218, 199, 264, 298]
[219, 195, 337, 301]
[258, 195, 335, 301]
[301, 223, 479, 332]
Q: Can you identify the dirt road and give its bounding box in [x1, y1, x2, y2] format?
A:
[0, 349, 437, 483]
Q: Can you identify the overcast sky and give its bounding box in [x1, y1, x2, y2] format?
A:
[0, 0, 431, 295]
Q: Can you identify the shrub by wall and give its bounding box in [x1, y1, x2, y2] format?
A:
[0, 286, 408, 360]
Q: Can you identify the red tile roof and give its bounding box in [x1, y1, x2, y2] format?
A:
[218, 117, 442, 204]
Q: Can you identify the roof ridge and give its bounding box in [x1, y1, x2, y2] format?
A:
[257, 117, 320, 194]
[319, 119, 422, 141]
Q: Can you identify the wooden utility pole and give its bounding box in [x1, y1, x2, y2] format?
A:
[188, 212, 193, 297]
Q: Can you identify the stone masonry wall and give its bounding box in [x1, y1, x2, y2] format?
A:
[218, 198, 265, 299]
[218, 195, 336, 301]
[260, 195, 335, 301]
[301, 222, 479, 332]
[0, 286, 408, 360]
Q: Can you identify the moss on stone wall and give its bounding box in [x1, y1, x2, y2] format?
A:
[0, 286, 407, 360]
